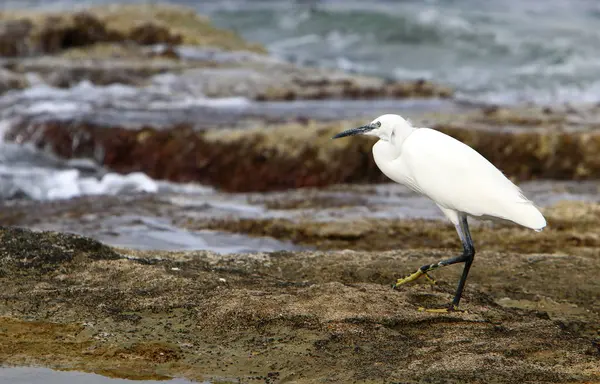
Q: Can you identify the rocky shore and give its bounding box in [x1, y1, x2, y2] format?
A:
[0, 225, 598, 383]
[0, 4, 451, 99]
[3, 5, 596, 194]
[0, 3, 599, 383]
[6, 105, 600, 192]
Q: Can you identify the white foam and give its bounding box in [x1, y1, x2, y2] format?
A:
[277, 10, 311, 30]
[0, 163, 159, 201]
[27, 101, 82, 115]
[179, 96, 251, 108]
[393, 67, 434, 80]
[456, 79, 600, 106]
[0, 77, 253, 125]
[269, 34, 322, 50]
[416, 7, 472, 32]
[156, 181, 214, 195]
[79, 172, 159, 196]
[325, 30, 362, 52]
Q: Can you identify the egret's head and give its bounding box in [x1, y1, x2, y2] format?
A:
[332, 114, 412, 141]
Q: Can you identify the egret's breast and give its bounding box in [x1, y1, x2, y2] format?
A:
[372, 140, 420, 193]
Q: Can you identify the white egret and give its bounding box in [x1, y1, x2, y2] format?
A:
[332, 114, 546, 311]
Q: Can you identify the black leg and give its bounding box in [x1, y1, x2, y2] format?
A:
[393, 214, 476, 309]
[450, 215, 475, 308]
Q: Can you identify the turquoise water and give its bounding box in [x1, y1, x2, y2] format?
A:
[4, 0, 599, 105]
[204, 0, 600, 105]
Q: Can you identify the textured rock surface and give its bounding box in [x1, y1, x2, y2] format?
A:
[0, 4, 453, 99]
[0, 55, 453, 98]
[0, 4, 264, 56]
[0, 67, 28, 93]
[6, 105, 600, 192]
[0, 226, 598, 383]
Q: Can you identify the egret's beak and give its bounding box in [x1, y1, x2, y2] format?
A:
[332, 124, 374, 139]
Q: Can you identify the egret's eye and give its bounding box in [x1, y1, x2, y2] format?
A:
[374, 121, 381, 128]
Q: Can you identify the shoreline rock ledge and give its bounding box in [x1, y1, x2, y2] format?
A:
[0, 3, 453, 100]
[6, 105, 600, 192]
[0, 226, 598, 383]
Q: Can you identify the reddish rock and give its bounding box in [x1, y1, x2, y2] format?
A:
[0, 6, 229, 57]
[37, 12, 121, 54]
[255, 78, 453, 101]
[4, 120, 386, 191]
[0, 68, 29, 93]
[4, 115, 600, 192]
[0, 19, 33, 56]
[128, 22, 182, 46]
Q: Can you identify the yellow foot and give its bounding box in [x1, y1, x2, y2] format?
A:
[417, 305, 463, 313]
[423, 273, 437, 285]
[392, 269, 436, 289]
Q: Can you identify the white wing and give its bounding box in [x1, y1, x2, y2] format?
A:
[396, 128, 546, 230]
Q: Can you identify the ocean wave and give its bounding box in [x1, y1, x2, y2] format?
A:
[455, 80, 600, 106]
[0, 138, 214, 201]
[0, 79, 253, 130]
[3, 0, 600, 105]
[205, 0, 600, 105]
[0, 164, 157, 201]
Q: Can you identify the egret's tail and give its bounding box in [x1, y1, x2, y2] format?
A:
[509, 202, 547, 231]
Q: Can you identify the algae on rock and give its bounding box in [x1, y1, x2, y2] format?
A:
[0, 226, 598, 383]
[0, 3, 265, 57]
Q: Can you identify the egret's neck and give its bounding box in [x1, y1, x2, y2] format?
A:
[391, 125, 417, 147]
[372, 126, 416, 166]
[372, 139, 399, 165]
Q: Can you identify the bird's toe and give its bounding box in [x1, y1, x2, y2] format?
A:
[418, 307, 449, 313]
[423, 273, 437, 285]
[418, 305, 464, 313]
[392, 269, 425, 288]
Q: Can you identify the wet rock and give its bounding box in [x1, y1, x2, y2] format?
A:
[93, 3, 265, 52]
[0, 184, 596, 254]
[254, 74, 453, 100]
[128, 22, 182, 46]
[44, 66, 147, 88]
[0, 4, 455, 100]
[1, 54, 453, 99]
[0, 225, 598, 383]
[0, 19, 33, 56]
[0, 226, 120, 275]
[0, 6, 454, 99]
[0, 4, 264, 57]
[2, 57, 195, 88]
[181, 198, 600, 256]
[0, 67, 28, 93]
[36, 12, 123, 55]
[3, 120, 387, 191]
[0, 11, 122, 57]
[5, 105, 600, 192]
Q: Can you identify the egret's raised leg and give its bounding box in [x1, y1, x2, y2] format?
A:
[393, 214, 475, 310]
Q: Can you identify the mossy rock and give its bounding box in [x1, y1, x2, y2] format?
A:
[0, 3, 265, 57]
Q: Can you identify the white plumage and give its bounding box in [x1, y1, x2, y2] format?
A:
[332, 113, 546, 309]
[373, 125, 546, 230]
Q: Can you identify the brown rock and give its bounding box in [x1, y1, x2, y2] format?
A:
[0, 67, 28, 93]
[255, 75, 454, 101]
[32, 12, 122, 55]
[5, 107, 600, 192]
[128, 22, 182, 46]
[0, 11, 124, 57]
[0, 4, 266, 56]
[3, 121, 386, 191]
[6, 57, 192, 87]
[0, 19, 33, 56]
[0, 226, 598, 383]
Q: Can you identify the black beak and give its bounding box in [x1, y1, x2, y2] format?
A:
[332, 125, 374, 139]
